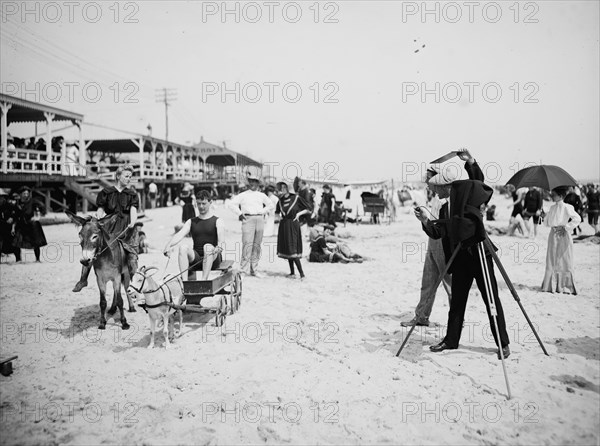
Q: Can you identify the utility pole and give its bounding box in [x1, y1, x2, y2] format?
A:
[155, 88, 177, 141]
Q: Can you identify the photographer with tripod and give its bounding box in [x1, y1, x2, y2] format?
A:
[414, 150, 511, 360]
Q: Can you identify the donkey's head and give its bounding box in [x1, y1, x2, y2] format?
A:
[66, 210, 111, 266]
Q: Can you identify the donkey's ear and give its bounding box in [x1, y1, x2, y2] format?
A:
[65, 210, 87, 226]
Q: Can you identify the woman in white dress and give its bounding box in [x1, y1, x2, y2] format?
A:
[541, 186, 581, 294]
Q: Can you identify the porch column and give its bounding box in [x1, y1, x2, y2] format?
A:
[172, 148, 178, 177]
[44, 112, 55, 175]
[133, 138, 144, 179]
[1, 101, 12, 174]
[76, 120, 86, 169]
[151, 140, 157, 175]
[61, 136, 67, 175]
[200, 156, 206, 181]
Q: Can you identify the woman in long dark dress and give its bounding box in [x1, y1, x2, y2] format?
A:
[0, 190, 21, 262]
[276, 182, 310, 279]
[179, 183, 196, 223]
[14, 186, 47, 262]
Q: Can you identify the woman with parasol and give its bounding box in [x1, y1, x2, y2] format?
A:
[506, 165, 581, 295]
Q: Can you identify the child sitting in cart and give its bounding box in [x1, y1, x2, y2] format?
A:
[163, 190, 225, 280]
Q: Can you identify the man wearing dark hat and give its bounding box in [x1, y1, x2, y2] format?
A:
[227, 172, 275, 277]
[414, 150, 510, 359]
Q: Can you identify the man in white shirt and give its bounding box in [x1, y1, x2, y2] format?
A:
[401, 167, 452, 327]
[227, 173, 275, 277]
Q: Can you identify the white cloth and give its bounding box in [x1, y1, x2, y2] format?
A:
[263, 194, 280, 237]
[429, 195, 447, 219]
[541, 200, 580, 294]
[544, 200, 581, 231]
[227, 190, 275, 217]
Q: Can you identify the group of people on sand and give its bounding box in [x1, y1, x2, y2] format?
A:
[152, 171, 362, 282]
[502, 183, 599, 239]
[401, 149, 585, 359]
[0, 186, 47, 263]
[66, 164, 364, 296]
[162, 173, 364, 282]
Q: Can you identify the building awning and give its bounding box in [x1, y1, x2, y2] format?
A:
[192, 140, 261, 167]
[85, 134, 263, 168]
[0, 93, 84, 124]
[86, 137, 193, 154]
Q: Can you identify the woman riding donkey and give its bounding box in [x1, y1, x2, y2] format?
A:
[73, 164, 140, 292]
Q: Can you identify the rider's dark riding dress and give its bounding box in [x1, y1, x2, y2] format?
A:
[96, 186, 140, 272]
[73, 185, 140, 292]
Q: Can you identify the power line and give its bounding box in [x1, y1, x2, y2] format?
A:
[1, 19, 156, 101]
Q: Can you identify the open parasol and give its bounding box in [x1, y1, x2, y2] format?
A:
[506, 165, 577, 190]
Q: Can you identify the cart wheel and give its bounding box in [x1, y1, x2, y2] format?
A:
[215, 296, 227, 327]
[233, 272, 242, 311]
[226, 293, 235, 315]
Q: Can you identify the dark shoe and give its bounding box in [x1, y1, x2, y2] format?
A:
[72, 281, 87, 292]
[430, 341, 455, 352]
[401, 318, 429, 327]
[497, 345, 511, 360]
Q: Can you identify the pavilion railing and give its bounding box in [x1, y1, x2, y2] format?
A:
[0, 147, 85, 176]
[1, 148, 243, 183]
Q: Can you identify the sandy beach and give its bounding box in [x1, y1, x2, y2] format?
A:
[1, 194, 599, 445]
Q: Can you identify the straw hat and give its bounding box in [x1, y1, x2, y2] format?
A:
[427, 168, 460, 186]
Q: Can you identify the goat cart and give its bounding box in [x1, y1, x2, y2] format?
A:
[172, 260, 242, 327]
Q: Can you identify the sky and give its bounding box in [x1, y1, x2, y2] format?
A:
[1, 0, 599, 185]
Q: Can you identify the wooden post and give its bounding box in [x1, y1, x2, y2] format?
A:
[151, 140, 157, 177]
[1, 101, 12, 174]
[136, 137, 144, 179]
[45, 189, 51, 211]
[77, 120, 86, 171]
[44, 112, 55, 175]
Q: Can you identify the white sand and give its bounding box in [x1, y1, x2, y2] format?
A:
[1, 195, 598, 445]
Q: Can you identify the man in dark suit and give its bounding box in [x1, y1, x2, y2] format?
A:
[414, 150, 510, 359]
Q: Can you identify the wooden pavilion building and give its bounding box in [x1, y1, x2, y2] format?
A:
[0, 94, 263, 213]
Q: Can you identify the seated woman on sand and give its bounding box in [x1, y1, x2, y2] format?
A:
[308, 223, 364, 262]
[309, 224, 362, 263]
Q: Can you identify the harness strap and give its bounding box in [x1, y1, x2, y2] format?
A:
[144, 301, 170, 309]
[134, 272, 177, 313]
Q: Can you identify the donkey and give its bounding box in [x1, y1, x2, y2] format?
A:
[127, 266, 185, 349]
[66, 211, 135, 330]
